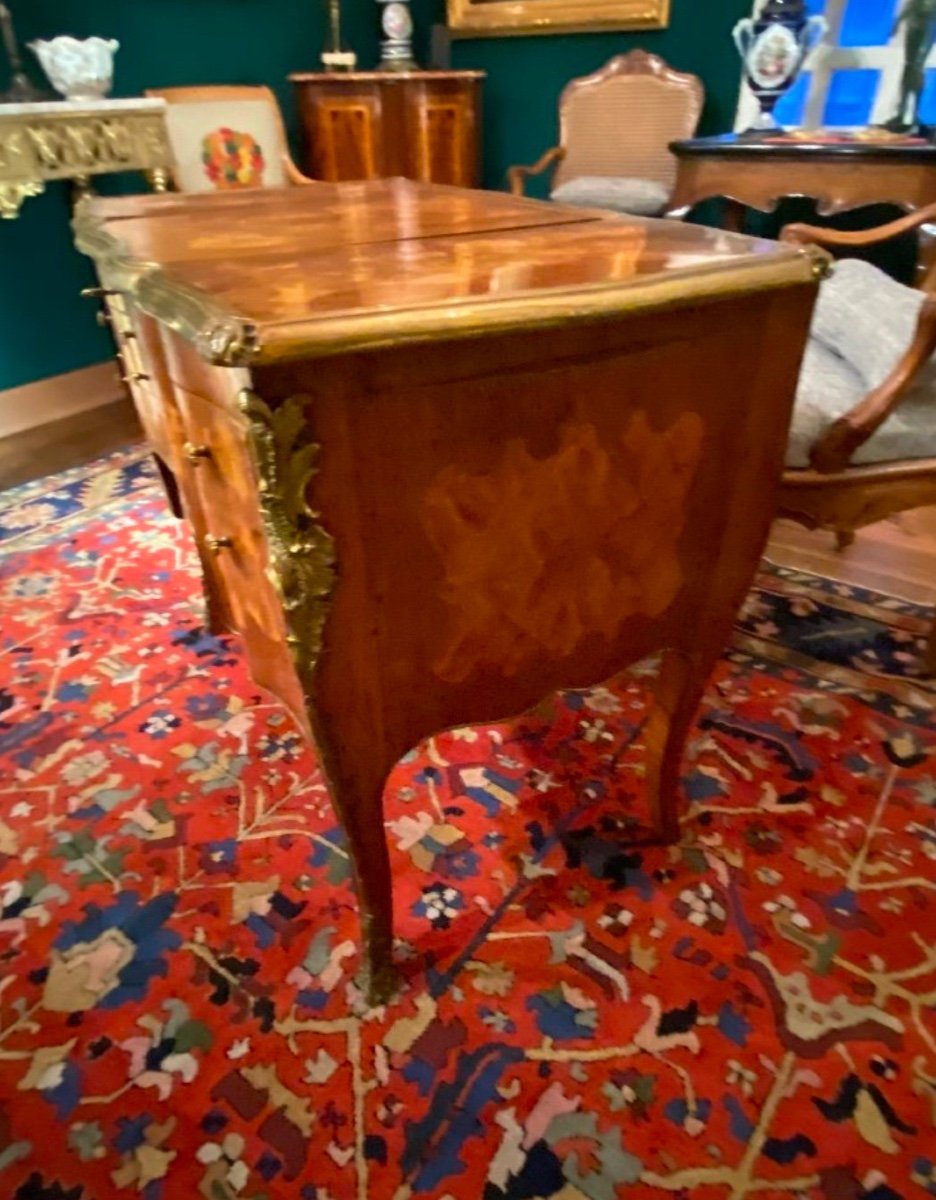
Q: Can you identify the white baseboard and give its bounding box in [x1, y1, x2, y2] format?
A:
[0, 362, 123, 439]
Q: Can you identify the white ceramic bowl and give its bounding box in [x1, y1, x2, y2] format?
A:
[29, 36, 119, 102]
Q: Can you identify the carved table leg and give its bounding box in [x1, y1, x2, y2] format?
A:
[309, 713, 399, 1005]
[642, 648, 706, 844]
[240, 390, 398, 1004]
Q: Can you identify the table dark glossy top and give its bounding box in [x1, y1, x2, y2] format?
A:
[672, 132, 936, 162]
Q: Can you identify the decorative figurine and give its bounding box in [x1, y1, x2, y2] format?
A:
[29, 36, 119, 102]
[733, 0, 827, 132]
[886, 0, 936, 133]
[0, 3, 50, 103]
[377, 0, 416, 71]
[321, 0, 357, 72]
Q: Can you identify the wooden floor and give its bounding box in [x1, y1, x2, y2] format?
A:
[0, 397, 142, 491]
[768, 511, 936, 607]
[1, 397, 934, 609]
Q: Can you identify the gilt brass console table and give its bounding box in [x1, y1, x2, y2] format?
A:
[0, 97, 171, 217]
[74, 181, 824, 1000]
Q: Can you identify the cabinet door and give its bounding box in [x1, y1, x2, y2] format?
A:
[299, 84, 384, 181]
[403, 79, 480, 187]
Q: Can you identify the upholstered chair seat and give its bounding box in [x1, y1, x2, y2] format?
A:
[550, 175, 670, 217]
[788, 260, 936, 468]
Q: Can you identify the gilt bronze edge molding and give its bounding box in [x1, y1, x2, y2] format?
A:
[74, 200, 261, 365]
[255, 250, 824, 362]
[237, 389, 337, 698]
[74, 205, 823, 368]
[136, 270, 260, 365]
[72, 197, 155, 293]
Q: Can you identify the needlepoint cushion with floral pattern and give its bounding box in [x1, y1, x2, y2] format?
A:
[162, 99, 287, 192]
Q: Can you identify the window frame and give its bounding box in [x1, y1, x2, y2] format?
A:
[733, 0, 936, 131]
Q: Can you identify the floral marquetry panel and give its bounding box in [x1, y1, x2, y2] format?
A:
[422, 414, 704, 683]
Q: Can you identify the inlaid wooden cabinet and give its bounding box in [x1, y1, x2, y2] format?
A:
[289, 71, 484, 187]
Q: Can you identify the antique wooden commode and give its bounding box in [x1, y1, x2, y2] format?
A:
[75, 180, 824, 999]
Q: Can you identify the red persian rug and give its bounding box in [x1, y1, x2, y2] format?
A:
[0, 449, 935, 1200]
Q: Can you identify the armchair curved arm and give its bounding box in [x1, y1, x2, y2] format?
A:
[507, 146, 566, 197]
[781, 211, 936, 473]
[807, 296, 936, 472]
[780, 201, 936, 253]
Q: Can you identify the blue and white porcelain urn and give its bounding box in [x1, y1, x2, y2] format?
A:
[733, 0, 827, 131]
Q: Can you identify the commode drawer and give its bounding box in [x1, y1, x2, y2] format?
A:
[173, 386, 306, 717]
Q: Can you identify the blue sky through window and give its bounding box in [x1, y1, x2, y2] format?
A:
[823, 67, 881, 124]
[920, 68, 936, 124]
[774, 72, 810, 126]
[840, 0, 898, 47]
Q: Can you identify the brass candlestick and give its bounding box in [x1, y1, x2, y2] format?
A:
[0, 2, 49, 103]
[321, 0, 356, 72]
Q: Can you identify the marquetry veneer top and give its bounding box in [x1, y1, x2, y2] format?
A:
[76, 178, 822, 365]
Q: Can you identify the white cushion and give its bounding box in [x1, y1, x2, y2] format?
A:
[788, 332, 936, 468]
[550, 175, 669, 217]
[810, 258, 928, 390]
[164, 99, 287, 193]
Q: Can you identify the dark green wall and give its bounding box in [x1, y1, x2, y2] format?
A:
[0, 0, 748, 392]
[437, 0, 752, 191]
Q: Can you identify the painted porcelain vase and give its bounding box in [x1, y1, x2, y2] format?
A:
[733, 0, 827, 131]
[29, 36, 118, 102]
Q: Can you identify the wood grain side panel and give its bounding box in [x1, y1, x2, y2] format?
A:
[294, 82, 385, 181]
[422, 412, 704, 681]
[253, 283, 815, 770]
[403, 80, 480, 187]
[293, 77, 482, 186]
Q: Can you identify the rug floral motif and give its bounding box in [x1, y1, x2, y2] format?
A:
[0, 450, 935, 1200]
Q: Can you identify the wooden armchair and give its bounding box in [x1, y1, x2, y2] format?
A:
[779, 205, 936, 671]
[144, 84, 314, 192]
[507, 51, 703, 217]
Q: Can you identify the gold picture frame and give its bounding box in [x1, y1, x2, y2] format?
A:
[447, 0, 670, 37]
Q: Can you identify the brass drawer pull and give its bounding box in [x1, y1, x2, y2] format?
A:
[205, 535, 233, 556]
[184, 442, 212, 465]
[96, 310, 112, 327]
[121, 372, 151, 385]
[81, 286, 118, 299]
